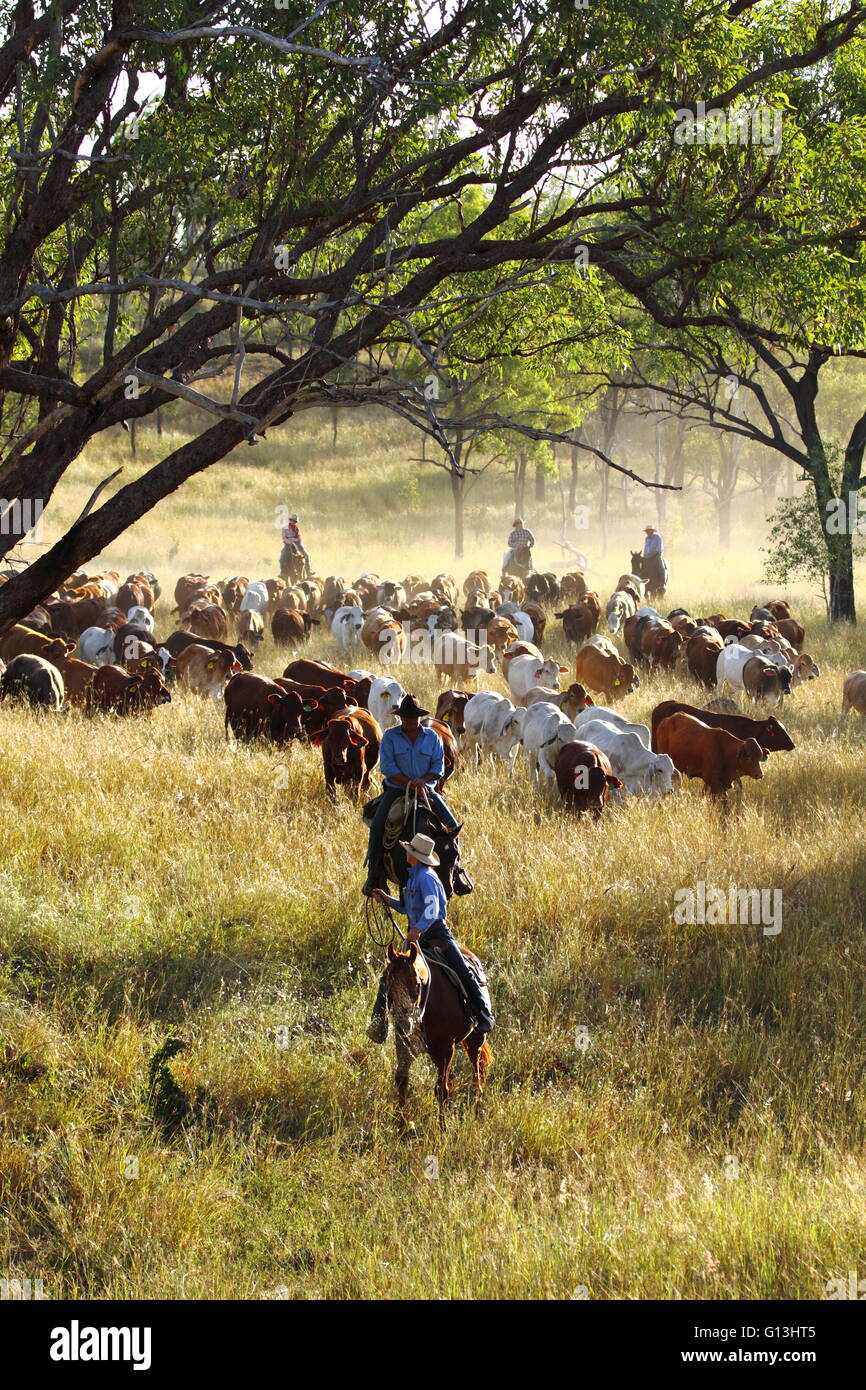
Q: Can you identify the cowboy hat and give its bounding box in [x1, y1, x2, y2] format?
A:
[399, 832, 440, 866]
[396, 693, 429, 719]
[289, 513, 298, 521]
[644, 524, 655, 532]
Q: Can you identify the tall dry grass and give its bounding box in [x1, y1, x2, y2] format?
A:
[1, 415, 865, 1299]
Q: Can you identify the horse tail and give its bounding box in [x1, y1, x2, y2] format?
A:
[463, 1038, 493, 1067]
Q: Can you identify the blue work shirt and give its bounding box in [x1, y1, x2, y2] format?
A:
[385, 862, 447, 933]
[380, 724, 444, 788]
[643, 532, 662, 557]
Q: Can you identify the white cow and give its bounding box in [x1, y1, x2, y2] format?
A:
[573, 705, 651, 749]
[366, 675, 406, 730]
[495, 603, 534, 641]
[331, 605, 364, 651]
[716, 642, 790, 696]
[462, 691, 526, 767]
[239, 581, 269, 615]
[635, 605, 660, 621]
[506, 654, 568, 705]
[77, 625, 118, 666]
[575, 718, 678, 796]
[605, 590, 635, 635]
[127, 605, 155, 633]
[520, 701, 581, 785]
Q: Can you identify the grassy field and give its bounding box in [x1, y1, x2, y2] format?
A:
[1, 414, 866, 1300]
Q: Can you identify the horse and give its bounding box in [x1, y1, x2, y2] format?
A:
[364, 789, 473, 898]
[280, 548, 308, 583]
[384, 940, 491, 1125]
[502, 543, 534, 579]
[630, 549, 668, 600]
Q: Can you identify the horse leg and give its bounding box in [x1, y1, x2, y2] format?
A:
[394, 1034, 413, 1132]
[434, 1044, 455, 1125]
[464, 1031, 489, 1107]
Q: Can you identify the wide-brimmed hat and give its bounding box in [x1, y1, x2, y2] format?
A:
[396, 693, 429, 719]
[399, 832, 440, 866]
[289, 513, 298, 521]
[644, 524, 655, 532]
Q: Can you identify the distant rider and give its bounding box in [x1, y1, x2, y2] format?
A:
[502, 516, 536, 572]
[280, 513, 310, 576]
[642, 524, 663, 559]
[366, 832, 495, 1042]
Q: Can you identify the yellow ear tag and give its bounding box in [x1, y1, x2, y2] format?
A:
[613, 679, 621, 686]
[206, 660, 216, 669]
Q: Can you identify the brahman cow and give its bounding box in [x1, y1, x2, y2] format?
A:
[655, 712, 766, 800]
[570, 718, 678, 797]
[434, 689, 473, 736]
[331, 604, 364, 651]
[505, 653, 567, 705]
[521, 701, 582, 786]
[314, 708, 381, 799]
[175, 643, 242, 700]
[432, 632, 497, 685]
[223, 673, 305, 744]
[88, 665, 171, 716]
[574, 704, 651, 748]
[650, 701, 795, 755]
[573, 640, 639, 702]
[554, 741, 622, 816]
[0, 625, 74, 665]
[462, 691, 526, 768]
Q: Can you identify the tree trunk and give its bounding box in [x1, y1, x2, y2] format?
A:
[535, 463, 545, 503]
[599, 457, 609, 558]
[451, 470, 465, 560]
[514, 452, 527, 516]
[331, 405, 339, 447]
[569, 442, 578, 516]
[827, 531, 856, 623]
[717, 495, 732, 547]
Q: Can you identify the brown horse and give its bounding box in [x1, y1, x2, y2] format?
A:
[385, 940, 491, 1126]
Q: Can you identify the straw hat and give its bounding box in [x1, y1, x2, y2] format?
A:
[399, 833, 440, 866]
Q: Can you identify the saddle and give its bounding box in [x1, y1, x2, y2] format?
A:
[421, 941, 491, 1017]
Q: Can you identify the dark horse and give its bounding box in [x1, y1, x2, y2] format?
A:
[363, 790, 473, 899]
[630, 549, 668, 600]
[279, 548, 309, 583]
[384, 940, 491, 1123]
[502, 543, 534, 580]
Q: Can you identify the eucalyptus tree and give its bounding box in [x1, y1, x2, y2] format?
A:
[1, 0, 864, 626]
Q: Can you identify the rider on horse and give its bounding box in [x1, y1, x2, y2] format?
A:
[279, 514, 311, 577]
[642, 524, 663, 561]
[367, 832, 495, 1042]
[502, 517, 535, 574]
[362, 693, 458, 894]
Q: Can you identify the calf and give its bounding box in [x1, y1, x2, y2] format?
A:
[462, 691, 526, 768]
[224, 672, 305, 743]
[524, 682, 594, 719]
[432, 632, 497, 685]
[0, 654, 64, 709]
[315, 708, 381, 798]
[556, 600, 599, 644]
[52, 654, 98, 707]
[176, 643, 241, 700]
[0, 624, 74, 665]
[521, 701, 581, 785]
[434, 689, 473, 736]
[554, 741, 622, 816]
[842, 671, 866, 718]
[571, 718, 678, 797]
[574, 641, 638, 702]
[741, 656, 792, 706]
[272, 608, 319, 644]
[236, 609, 265, 646]
[88, 664, 171, 715]
[505, 653, 567, 704]
[163, 631, 254, 671]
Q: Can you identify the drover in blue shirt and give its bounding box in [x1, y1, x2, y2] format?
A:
[643, 531, 663, 557]
[383, 861, 448, 933]
[380, 724, 444, 787]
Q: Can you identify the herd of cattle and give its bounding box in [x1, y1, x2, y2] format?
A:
[0, 562, 864, 816]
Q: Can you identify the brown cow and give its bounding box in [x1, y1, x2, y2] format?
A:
[559, 571, 587, 602]
[655, 712, 766, 799]
[574, 642, 639, 702]
[462, 570, 489, 597]
[272, 608, 319, 644]
[176, 643, 241, 699]
[434, 689, 473, 735]
[52, 654, 98, 707]
[524, 682, 594, 718]
[236, 610, 264, 646]
[687, 630, 724, 689]
[0, 624, 74, 664]
[184, 603, 230, 641]
[88, 664, 171, 715]
[776, 617, 805, 651]
[224, 672, 305, 743]
[219, 576, 249, 614]
[742, 657, 792, 705]
[841, 671, 866, 718]
[650, 701, 794, 753]
[766, 600, 792, 621]
[556, 600, 599, 644]
[44, 597, 107, 638]
[422, 715, 460, 787]
[362, 616, 405, 663]
[314, 708, 381, 798]
[283, 660, 372, 706]
[554, 741, 622, 816]
[174, 574, 211, 611]
[521, 601, 547, 644]
[486, 616, 520, 651]
[640, 618, 682, 670]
